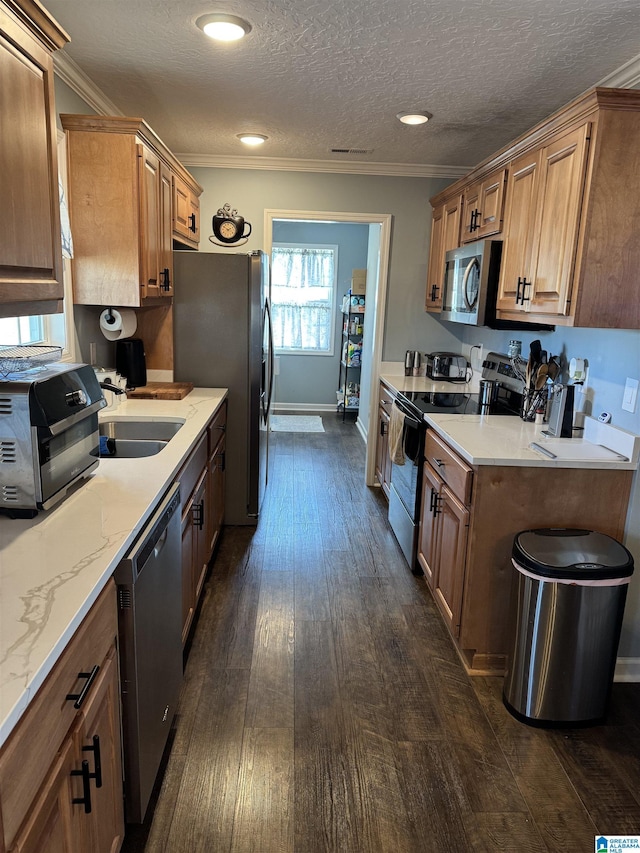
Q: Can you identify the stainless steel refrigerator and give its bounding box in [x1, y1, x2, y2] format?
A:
[173, 250, 273, 524]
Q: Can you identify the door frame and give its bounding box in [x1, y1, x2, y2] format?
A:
[264, 209, 392, 486]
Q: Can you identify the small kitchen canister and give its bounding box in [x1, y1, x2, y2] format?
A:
[508, 340, 522, 359]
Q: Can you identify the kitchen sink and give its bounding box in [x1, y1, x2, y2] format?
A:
[100, 438, 168, 458]
[98, 419, 184, 442]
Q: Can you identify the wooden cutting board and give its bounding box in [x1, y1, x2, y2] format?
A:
[127, 382, 194, 400]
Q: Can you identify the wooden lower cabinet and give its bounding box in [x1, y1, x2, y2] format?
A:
[0, 582, 124, 853]
[375, 382, 394, 499]
[418, 440, 470, 638]
[179, 402, 227, 645]
[418, 429, 634, 675]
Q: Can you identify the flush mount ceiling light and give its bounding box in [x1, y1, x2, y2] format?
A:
[196, 13, 252, 41]
[397, 111, 433, 125]
[237, 133, 268, 146]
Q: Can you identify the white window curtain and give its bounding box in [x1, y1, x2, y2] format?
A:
[271, 245, 337, 353]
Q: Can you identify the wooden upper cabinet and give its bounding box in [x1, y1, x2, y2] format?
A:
[61, 115, 202, 307]
[497, 125, 590, 318]
[425, 194, 462, 312]
[495, 150, 540, 312]
[173, 173, 200, 249]
[0, 0, 69, 318]
[461, 169, 507, 243]
[430, 88, 640, 329]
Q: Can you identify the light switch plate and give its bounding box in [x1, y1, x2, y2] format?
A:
[622, 377, 638, 413]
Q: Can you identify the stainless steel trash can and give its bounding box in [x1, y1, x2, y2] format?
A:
[503, 528, 634, 726]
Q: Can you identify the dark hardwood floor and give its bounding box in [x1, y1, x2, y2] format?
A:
[123, 413, 640, 852]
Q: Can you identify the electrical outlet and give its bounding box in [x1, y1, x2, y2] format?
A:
[622, 377, 638, 413]
[469, 344, 483, 370]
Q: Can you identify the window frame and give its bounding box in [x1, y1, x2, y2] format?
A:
[270, 242, 339, 357]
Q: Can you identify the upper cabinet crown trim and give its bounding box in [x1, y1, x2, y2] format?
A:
[4, 0, 69, 50]
[430, 87, 640, 207]
[60, 114, 203, 195]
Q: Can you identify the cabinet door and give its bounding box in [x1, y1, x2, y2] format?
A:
[207, 437, 225, 558]
[433, 486, 469, 638]
[0, 7, 64, 315]
[76, 649, 124, 853]
[496, 150, 540, 311]
[138, 143, 161, 299]
[461, 182, 481, 243]
[476, 169, 507, 238]
[375, 407, 390, 498]
[11, 738, 79, 853]
[173, 174, 200, 248]
[528, 124, 590, 316]
[158, 162, 174, 296]
[192, 469, 209, 602]
[417, 462, 443, 589]
[425, 204, 445, 310]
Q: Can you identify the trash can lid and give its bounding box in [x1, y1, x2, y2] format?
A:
[512, 528, 634, 581]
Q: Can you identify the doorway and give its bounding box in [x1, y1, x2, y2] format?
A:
[264, 209, 392, 486]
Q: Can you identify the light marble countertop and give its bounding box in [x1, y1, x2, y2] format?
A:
[0, 388, 227, 748]
[379, 371, 639, 470]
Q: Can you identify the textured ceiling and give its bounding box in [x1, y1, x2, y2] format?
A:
[45, 0, 640, 171]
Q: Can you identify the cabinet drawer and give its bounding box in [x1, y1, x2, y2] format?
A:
[207, 401, 227, 456]
[424, 431, 473, 505]
[177, 432, 207, 506]
[379, 384, 396, 416]
[0, 581, 117, 850]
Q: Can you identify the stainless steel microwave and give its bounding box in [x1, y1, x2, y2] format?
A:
[441, 239, 503, 326]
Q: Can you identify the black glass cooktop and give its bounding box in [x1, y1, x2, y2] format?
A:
[398, 389, 522, 417]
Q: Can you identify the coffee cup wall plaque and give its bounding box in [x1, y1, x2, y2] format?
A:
[210, 203, 252, 246]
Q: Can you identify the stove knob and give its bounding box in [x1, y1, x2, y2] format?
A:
[66, 389, 87, 407]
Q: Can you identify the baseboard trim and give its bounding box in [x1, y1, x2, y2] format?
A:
[614, 657, 640, 682]
[355, 417, 367, 445]
[272, 403, 338, 413]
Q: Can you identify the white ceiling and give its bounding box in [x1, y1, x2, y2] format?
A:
[46, 0, 640, 175]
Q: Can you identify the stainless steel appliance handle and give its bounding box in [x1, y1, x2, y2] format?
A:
[393, 399, 422, 429]
[265, 298, 274, 418]
[462, 257, 480, 309]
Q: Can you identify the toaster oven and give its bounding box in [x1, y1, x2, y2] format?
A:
[0, 363, 106, 516]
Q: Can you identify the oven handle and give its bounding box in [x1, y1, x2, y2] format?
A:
[393, 399, 423, 430]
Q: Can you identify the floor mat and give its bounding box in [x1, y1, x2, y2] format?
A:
[270, 415, 325, 433]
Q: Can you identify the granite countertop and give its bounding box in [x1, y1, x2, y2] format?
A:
[0, 388, 227, 748]
[379, 371, 639, 471]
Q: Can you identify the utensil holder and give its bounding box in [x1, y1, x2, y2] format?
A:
[521, 389, 546, 421]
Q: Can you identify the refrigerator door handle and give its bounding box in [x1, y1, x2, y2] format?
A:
[264, 298, 275, 419]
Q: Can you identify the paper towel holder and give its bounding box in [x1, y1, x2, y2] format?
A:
[103, 307, 117, 327]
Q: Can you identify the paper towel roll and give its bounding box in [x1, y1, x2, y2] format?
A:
[99, 308, 137, 341]
[569, 357, 586, 382]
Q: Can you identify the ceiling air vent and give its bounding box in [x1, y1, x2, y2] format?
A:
[330, 147, 373, 155]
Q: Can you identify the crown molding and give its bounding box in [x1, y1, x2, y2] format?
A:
[53, 47, 640, 177]
[176, 153, 470, 179]
[596, 51, 640, 90]
[53, 52, 123, 117]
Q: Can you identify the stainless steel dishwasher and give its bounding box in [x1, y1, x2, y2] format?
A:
[115, 482, 183, 823]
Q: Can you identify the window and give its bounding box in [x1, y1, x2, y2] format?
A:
[271, 244, 338, 354]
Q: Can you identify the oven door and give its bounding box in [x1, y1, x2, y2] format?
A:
[388, 399, 425, 571]
[36, 413, 100, 508]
